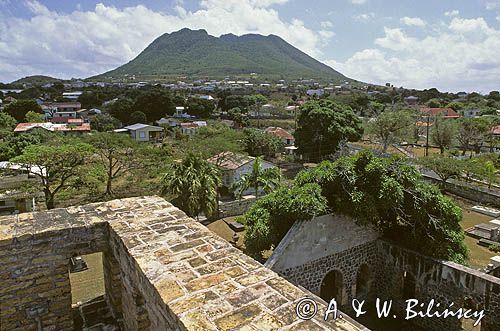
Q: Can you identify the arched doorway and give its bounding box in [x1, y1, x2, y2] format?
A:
[320, 270, 344, 304]
[356, 264, 372, 299]
[402, 271, 416, 299]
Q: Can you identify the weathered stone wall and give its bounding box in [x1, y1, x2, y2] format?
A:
[217, 196, 256, 219]
[375, 241, 500, 331]
[0, 197, 365, 331]
[422, 174, 500, 206]
[267, 214, 380, 308]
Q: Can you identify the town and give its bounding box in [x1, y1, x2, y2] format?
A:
[1, 2, 500, 331]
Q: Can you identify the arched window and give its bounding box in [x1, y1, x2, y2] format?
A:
[320, 269, 344, 304]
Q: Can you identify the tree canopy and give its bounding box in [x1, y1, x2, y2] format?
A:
[295, 99, 363, 161]
[4, 100, 43, 122]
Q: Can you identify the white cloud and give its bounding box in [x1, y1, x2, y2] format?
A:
[400, 16, 426, 27]
[486, 1, 500, 10]
[320, 20, 333, 28]
[353, 12, 375, 22]
[0, 0, 328, 82]
[497, 15, 500, 21]
[444, 9, 459, 17]
[325, 18, 500, 92]
[350, 0, 367, 4]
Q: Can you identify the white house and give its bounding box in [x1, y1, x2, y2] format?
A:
[114, 123, 164, 142]
[180, 121, 207, 136]
[463, 109, 481, 118]
[207, 152, 277, 195]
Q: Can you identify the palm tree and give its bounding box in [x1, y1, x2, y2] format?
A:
[232, 156, 281, 199]
[161, 153, 221, 219]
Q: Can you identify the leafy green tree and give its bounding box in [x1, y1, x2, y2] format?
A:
[445, 101, 464, 111]
[419, 155, 464, 187]
[161, 153, 221, 219]
[295, 99, 363, 161]
[0, 128, 54, 161]
[0, 112, 17, 139]
[295, 151, 468, 264]
[5, 100, 43, 122]
[11, 143, 94, 209]
[87, 132, 143, 195]
[368, 109, 415, 152]
[89, 113, 120, 132]
[77, 91, 101, 109]
[25, 111, 45, 123]
[431, 117, 457, 154]
[227, 107, 249, 127]
[241, 128, 283, 157]
[426, 98, 442, 108]
[457, 118, 491, 155]
[186, 97, 215, 118]
[232, 156, 281, 199]
[106, 98, 134, 124]
[243, 183, 328, 260]
[132, 90, 175, 122]
[130, 111, 147, 124]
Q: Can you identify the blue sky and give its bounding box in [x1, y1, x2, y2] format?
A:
[1, 0, 500, 92]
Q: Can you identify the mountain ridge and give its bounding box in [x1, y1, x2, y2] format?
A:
[92, 28, 352, 82]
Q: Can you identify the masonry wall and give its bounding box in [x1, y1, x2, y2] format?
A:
[0, 197, 365, 331]
[217, 196, 256, 219]
[376, 241, 500, 331]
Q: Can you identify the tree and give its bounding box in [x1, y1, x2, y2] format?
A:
[87, 132, 143, 195]
[11, 143, 93, 209]
[161, 153, 221, 219]
[186, 97, 215, 118]
[431, 117, 457, 154]
[367, 109, 415, 152]
[5, 100, 43, 122]
[106, 98, 134, 124]
[0, 112, 17, 139]
[25, 111, 45, 123]
[243, 183, 328, 260]
[232, 156, 281, 199]
[456, 118, 491, 155]
[426, 98, 442, 108]
[295, 151, 468, 264]
[132, 90, 175, 122]
[241, 128, 283, 157]
[418, 155, 464, 187]
[130, 111, 147, 124]
[227, 107, 249, 127]
[295, 100, 363, 161]
[89, 113, 120, 132]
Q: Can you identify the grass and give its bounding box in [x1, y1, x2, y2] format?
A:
[207, 216, 246, 248]
[450, 195, 498, 268]
[69, 252, 105, 305]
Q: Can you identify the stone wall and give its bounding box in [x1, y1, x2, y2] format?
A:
[267, 214, 380, 307]
[267, 213, 500, 331]
[375, 241, 500, 331]
[0, 197, 365, 331]
[422, 174, 500, 206]
[216, 195, 256, 218]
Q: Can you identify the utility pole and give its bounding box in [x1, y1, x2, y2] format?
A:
[425, 115, 430, 157]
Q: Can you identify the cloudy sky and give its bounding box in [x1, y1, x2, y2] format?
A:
[1, 0, 500, 92]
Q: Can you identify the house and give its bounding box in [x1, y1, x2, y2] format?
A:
[43, 102, 82, 113]
[62, 92, 83, 100]
[420, 107, 460, 119]
[264, 127, 295, 146]
[491, 125, 500, 137]
[4, 96, 17, 104]
[285, 105, 298, 116]
[463, 109, 481, 118]
[0, 163, 44, 215]
[114, 123, 164, 142]
[50, 111, 78, 123]
[306, 89, 324, 97]
[180, 121, 207, 136]
[14, 122, 91, 134]
[207, 152, 276, 195]
[404, 96, 419, 105]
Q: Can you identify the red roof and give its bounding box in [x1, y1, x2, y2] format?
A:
[420, 108, 460, 118]
[491, 125, 500, 135]
[207, 152, 254, 170]
[264, 127, 294, 140]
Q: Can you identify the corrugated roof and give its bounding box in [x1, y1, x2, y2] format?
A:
[207, 152, 254, 170]
[264, 127, 294, 140]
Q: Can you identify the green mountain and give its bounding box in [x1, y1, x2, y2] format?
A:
[93, 28, 351, 82]
[11, 75, 62, 85]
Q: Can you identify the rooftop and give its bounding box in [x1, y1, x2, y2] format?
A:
[208, 152, 255, 170]
[14, 122, 91, 133]
[0, 196, 364, 330]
